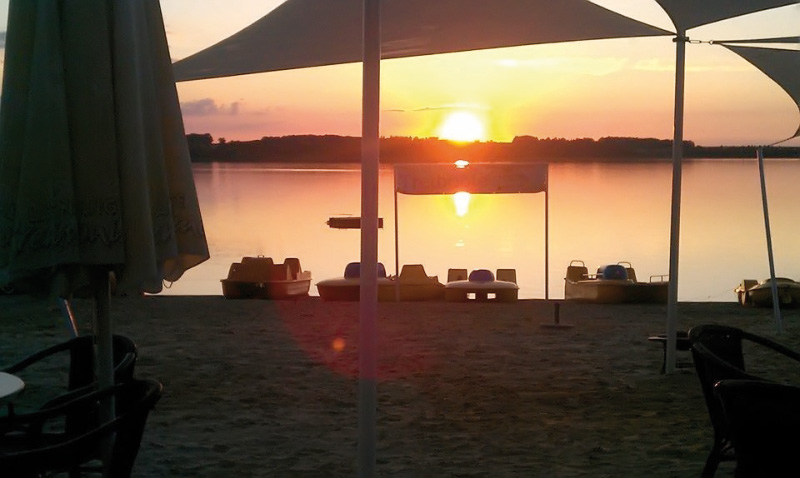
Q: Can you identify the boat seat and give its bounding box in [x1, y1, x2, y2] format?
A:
[269, 264, 291, 281]
[448, 269, 468, 282]
[625, 267, 637, 282]
[566, 265, 588, 282]
[284, 258, 302, 278]
[496, 269, 517, 284]
[400, 264, 428, 280]
[227, 262, 262, 283]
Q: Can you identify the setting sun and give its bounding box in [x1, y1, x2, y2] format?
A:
[438, 111, 486, 142]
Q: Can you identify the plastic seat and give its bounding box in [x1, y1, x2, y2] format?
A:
[447, 269, 467, 282]
[0, 378, 163, 477]
[714, 380, 800, 477]
[496, 269, 517, 284]
[688, 324, 800, 477]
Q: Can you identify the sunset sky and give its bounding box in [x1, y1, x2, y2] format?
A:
[1, 1, 798, 146]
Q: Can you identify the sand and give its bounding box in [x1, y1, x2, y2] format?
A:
[2, 295, 799, 477]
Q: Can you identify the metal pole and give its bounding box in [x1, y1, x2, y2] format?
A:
[544, 166, 549, 301]
[92, 268, 115, 477]
[393, 168, 400, 301]
[666, 31, 686, 374]
[359, 0, 380, 475]
[757, 147, 783, 332]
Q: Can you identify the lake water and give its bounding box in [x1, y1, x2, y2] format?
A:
[160, 159, 800, 302]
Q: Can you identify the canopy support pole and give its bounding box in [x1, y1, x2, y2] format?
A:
[666, 31, 686, 375]
[757, 147, 783, 332]
[545, 167, 550, 301]
[393, 170, 400, 300]
[359, 0, 380, 476]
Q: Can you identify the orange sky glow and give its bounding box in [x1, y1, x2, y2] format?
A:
[1, 1, 798, 146]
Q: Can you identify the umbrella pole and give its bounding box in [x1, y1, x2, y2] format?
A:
[92, 268, 115, 476]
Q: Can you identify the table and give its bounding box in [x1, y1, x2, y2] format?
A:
[0, 372, 24, 403]
[648, 331, 692, 374]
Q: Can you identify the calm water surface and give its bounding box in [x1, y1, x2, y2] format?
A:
[160, 159, 800, 302]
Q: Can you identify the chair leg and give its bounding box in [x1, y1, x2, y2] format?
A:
[702, 447, 720, 478]
[702, 457, 718, 477]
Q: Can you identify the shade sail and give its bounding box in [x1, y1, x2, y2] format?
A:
[395, 163, 547, 195]
[173, 0, 670, 82]
[653, 0, 798, 32]
[721, 44, 800, 140]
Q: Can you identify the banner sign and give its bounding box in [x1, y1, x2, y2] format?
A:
[394, 163, 548, 195]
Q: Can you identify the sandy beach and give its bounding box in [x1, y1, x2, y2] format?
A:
[2, 295, 799, 477]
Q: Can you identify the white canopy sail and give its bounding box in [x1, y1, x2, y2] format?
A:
[721, 44, 800, 140]
[173, 0, 670, 82]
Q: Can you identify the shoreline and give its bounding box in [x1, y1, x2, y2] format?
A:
[2, 296, 798, 476]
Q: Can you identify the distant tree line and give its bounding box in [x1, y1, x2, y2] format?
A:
[185, 133, 800, 164]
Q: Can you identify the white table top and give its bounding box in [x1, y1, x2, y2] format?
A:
[0, 371, 24, 401]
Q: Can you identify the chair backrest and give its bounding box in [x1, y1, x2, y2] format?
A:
[284, 258, 302, 278]
[67, 334, 139, 390]
[689, 324, 747, 371]
[400, 264, 427, 281]
[0, 379, 163, 478]
[688, 324, 787, 457]
[690, 341, 760, 440]
[4, 334, 138, 393]
[714, 380, 800, 476]
[496, 269, 516, 284]
[566, 265, 588, 282]
[447, 269, 467, 282]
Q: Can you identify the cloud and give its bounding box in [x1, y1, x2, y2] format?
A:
[180, 98, 240, 116]
[386, 103, 488, 113]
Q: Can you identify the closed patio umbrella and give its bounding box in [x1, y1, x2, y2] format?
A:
[0, 0, 209, 466]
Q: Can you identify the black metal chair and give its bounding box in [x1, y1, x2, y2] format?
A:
[3, 334, 137, 410]
[714, 380, 800, 477]
[0, 378, 163, 477]
[688, 324, 800, 477]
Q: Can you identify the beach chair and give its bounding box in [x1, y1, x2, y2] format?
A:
[688, 324, 800, 477]
[714, 380, 800, 477]
[0, 378, 162, 477]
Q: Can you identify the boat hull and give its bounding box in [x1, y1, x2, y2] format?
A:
[221, 257, 311, 299]
[317, 278, 444, 302]
[444, 280, 519, 303]
[564, 280, 668, 304]
[744, 283, 800, 308]
[221, 279, 310, 299]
